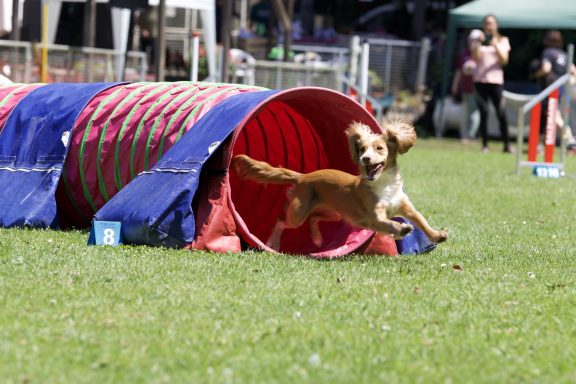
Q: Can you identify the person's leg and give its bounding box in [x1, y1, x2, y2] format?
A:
[470, 101, 480, 140]
[488, 84, 510, 152]
[464, 92, 479, 140]
[474, 83, 490, 150]
[460, 93, 470, 141]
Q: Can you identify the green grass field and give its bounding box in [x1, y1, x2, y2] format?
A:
[1, 139, 575, 383]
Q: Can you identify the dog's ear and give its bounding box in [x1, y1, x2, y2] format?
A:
[345, 122, 372, 162]
[386, 121, 417, 154]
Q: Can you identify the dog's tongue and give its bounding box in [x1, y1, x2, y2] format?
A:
[365, 163, 383, 180]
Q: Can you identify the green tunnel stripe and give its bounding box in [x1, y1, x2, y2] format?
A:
[174, 87, 249, 143]
[61, 83, 154, 218]
[130, 82, 241, 173]
[78, 86, 127, 212]
[142, 85, 203, 170]
[131, 82, 239, 175]
[155, 84, 268, 162]
[96, 82, 158, 203]
[57, 81, 268, 217]
[128, 82, 197, 179]
[154, 86, 224, 162]
[157, 84, 249, 161]
[113, 83, 173, 190]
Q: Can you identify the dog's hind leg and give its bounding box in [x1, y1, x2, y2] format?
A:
[267, 185, 315, 251]
[308, 209, 343, 247]
[267, 220, 287, 250]
[284, 186, 315, 229]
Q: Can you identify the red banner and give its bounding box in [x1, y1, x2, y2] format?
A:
[544, 89, 559, 163]
[528, 102, 541, 162]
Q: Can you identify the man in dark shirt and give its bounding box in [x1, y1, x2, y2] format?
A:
[533, 31, 572, 88]
[531, 30, 576, 150]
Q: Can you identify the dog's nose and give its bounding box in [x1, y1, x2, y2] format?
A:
[361, 156, 371, 165]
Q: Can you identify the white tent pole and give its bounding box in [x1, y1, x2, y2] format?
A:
[155, 0, 166, 81]
[240, 0, 248, 31]
[190, 32, 200, 81]
[360, 40, 370, 108]
[111, 7, 130, 81]
[200, 8, 217, 82]
[349, 35, 360, 86]
[83, 0, 96, 82]
[46, 0, 62, 44]
[10, 0, 21, 40]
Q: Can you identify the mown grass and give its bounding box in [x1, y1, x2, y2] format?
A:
[1, 139, 575, 384]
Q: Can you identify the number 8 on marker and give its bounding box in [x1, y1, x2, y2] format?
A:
[103, 228, 115, 245]
[88, 221, 122, 246]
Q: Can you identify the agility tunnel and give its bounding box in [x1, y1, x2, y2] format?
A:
[0, 82, 435, 258]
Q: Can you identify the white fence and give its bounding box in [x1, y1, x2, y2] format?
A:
[0, 39, 147, 83]
[364, 37, 431, 94]
[226, 44, 348, 91]
[1, 37, 430, 114]
[226, 38, 429, 94]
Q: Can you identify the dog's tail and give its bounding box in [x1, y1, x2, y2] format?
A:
[232, 154, 302, 184]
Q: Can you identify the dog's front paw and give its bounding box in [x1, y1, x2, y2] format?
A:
[434, 229, 448, 243]
[393, 223, 413, 239]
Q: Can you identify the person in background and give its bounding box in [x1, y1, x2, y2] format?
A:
[530, 30, 576, 152]
[470, 15, 511, 153]
[451, 31, 480, 143]
[137, 6, 158, 71]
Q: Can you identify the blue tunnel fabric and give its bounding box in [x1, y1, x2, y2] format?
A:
[394, 217, 437, 255]
[94, 89, 280, 248]
[0, 83, 118, 228]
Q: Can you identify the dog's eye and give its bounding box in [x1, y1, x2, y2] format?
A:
[376, 145, 384, 151]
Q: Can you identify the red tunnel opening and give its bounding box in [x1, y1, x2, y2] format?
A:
[228, 87, 383, 258]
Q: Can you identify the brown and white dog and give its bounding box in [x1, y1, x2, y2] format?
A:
[232, 121, 448, 250]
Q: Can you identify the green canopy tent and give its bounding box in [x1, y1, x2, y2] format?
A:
[442, 0, 576, 103]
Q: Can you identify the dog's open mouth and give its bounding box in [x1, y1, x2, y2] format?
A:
[364, 163, 384, 181]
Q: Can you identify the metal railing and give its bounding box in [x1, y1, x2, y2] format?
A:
[226, 44, 348, 91]
[341, 75, 388, 123]
[291, 44, 349, 67]
[365, 37, 431, 94]
[0, 40, 33, 83]
[250, 59, 344, 91]
[226, 37, 429, 96]
[0, 39, 147, 83]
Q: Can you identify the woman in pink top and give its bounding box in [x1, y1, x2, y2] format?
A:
[470, 14, 511, 153]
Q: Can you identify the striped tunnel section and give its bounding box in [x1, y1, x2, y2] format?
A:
[55, 81, 265, 227]
[0, 82, 423, 256]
